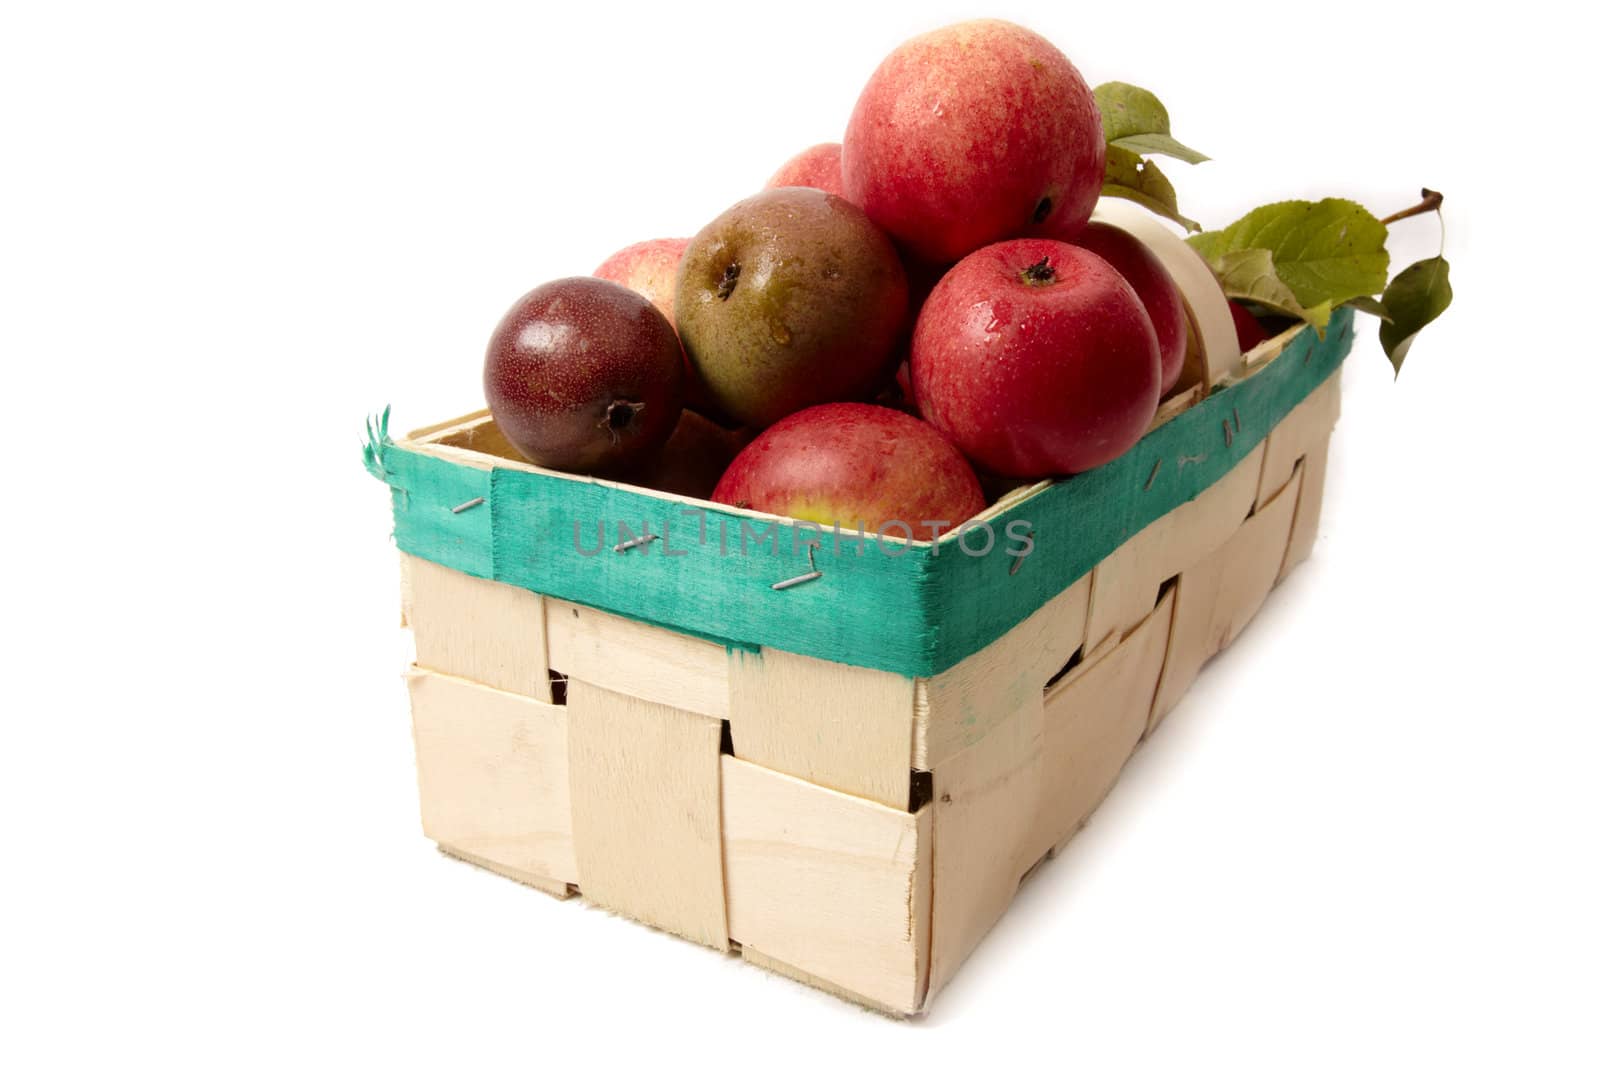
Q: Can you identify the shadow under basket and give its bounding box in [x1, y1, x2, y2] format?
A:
[368, 307, 1353, 1016]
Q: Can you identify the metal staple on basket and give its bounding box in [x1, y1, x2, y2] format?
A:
[771, 544, 822, 590]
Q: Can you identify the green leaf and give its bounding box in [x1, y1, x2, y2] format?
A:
[1095, 81, 1168, 141]
[1094, 82, 1209, 164]
[1343, 295, 1392, 322]
[1110, 133, 1209, 165]
[1210, 249, 1332, 333]
[1378, 256, 1452, 375]
[1188, 198, 1390, 309]
[1102, 145, 1199, 232]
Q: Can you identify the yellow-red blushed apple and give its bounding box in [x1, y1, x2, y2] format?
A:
[594, 238, 691, 327]
[711, 402, 985, 536]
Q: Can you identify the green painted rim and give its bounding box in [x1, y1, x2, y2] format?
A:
[370, 309, 1353, 677]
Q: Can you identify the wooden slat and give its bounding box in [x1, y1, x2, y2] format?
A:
[722, 756, 931, 1015]
[740, 945, 915, 1018]
[1092, 198, 1243, 388]
[1149, 381, 1202, 431]
[401, 407, 495, 444]
[1028, 586, 1175, 861]
[398, 415, 714, 510]
[728, 647, 915, 809]
[427, 412, 524, 461]
[1084, 442, 1265, 654]
[547, 599, 731, 717]
[398, 551, 413, 628]
[926, 693, 1044, 999]
[403, 554, 550, 700]
[1257, 369, 1341, 508]
[1149, 463, 1304, 732]
[566, 680, 728, 949]
[1281, 441, 1330, 580]
[406, 669, 577, 886]
[1235, 325, 1298, 379]
[438, 845, 573, 899]
[914, 575, 1089, 769]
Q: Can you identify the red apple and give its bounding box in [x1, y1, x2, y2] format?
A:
[911, 239, 1161, 478]
[1071, 222, 1188, 395]
[887, 360, 918, 415]
[484, 277, 683, 476]
[842, 19, 1104, 264]
[765, 143, 845, 197]
[1229, 300, 1273, 352]
[631, 410, 750, 500]
[875, 252, 948, 416]
[712, 403, 985, 536]
[594, 238, 691, 327]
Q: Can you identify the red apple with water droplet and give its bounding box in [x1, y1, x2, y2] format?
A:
[911, 239, 1161, 478]
[843, 19, 1104, 264]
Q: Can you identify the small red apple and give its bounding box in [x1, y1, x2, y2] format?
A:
[911, 239, 1161, 479]
[843, 19, 1104, 264]
[1071, 222, 1188, 395]
[594, 238, 691, 327]
[765, 143, 845, 197]
[712, 403, 985, 536]
[484, 277, 683, 476]
[888, 360, 918, 415]
[1229, 300, 1273, 352]
[631, 410, 750, 500]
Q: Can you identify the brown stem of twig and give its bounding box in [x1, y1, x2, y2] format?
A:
[1380, 188, 1444, 226]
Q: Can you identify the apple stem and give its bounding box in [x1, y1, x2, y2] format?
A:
[1020, 258, 1057, 286]
[716, 263, 740, 301]
[1379, 188, 1443, 226]
[602, 399, 645, 442]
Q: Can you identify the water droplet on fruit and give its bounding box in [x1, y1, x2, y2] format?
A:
[931, 100, 945, 117]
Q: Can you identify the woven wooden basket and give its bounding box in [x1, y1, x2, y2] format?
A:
[367, 209, 1351, 1015]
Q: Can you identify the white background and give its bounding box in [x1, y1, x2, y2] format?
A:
[4, 1, 1595, 1062]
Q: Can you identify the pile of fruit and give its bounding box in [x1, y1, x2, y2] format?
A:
[482, 19, 1451, 539]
